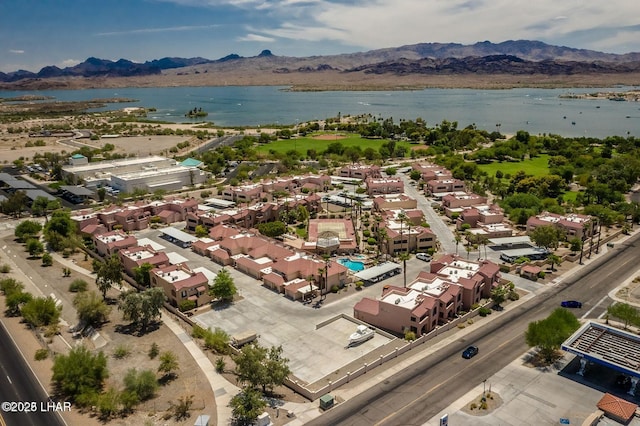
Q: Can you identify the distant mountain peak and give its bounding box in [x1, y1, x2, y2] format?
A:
[258, 49, 274, 57]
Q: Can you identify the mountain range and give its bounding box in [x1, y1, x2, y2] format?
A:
[2, 40, 640, 89]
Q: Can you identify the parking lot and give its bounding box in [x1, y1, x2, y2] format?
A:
[135, 226, 399, 384]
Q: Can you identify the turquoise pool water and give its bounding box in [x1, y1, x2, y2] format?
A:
[338, 258, 365, 272]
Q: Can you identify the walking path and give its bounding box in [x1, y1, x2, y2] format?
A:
[51, 252, 240, 426]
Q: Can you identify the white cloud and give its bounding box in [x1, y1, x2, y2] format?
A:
[237, 33, 276, 42]
[252, 0, 640, 52]
[153, 0, 640, 53]
[60, 59, 81, 67]
[95, 24, 218, 37]
[9, 49, 25, 54]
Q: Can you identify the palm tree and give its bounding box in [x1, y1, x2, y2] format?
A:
[398, 252, 411, 288]
[454, 231, 462, 255]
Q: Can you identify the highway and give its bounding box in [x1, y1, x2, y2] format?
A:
[308, 232, 640, 426]
[0, 320, 66, 426]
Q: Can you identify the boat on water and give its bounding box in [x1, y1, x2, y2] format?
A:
[349, 325, 374, 345]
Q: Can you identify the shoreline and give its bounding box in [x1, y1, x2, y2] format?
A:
[2, 71, 640, 92]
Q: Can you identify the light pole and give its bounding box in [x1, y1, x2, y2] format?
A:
[482, 379, 487, 400]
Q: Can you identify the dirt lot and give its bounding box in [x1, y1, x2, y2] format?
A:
[0, 236, 216, 425]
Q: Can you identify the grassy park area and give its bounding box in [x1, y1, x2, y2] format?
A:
[255, 132, 411, 156]
[477, 154, 550, 177]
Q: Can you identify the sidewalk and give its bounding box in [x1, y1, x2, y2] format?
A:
[51, 251, 241, 426]
[281, 229, 640, 425]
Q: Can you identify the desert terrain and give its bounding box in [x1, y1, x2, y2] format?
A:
[3, 69, 640, 92]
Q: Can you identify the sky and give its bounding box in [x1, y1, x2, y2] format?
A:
[2, 0, 640, 73]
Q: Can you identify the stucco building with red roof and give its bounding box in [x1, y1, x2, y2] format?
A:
[150, 263, 211, 308]
[354, 255, 500, 336]
[118, 245, 170, 277]
[93, 230, 138, 257]
[526, 211, 594, 240]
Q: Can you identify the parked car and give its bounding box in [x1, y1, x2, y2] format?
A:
[416, 253, 432, 262]
[561, 300, 582, 308]
[462, 346, 479, 359]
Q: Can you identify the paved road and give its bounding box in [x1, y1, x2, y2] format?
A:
[398, 173, 457, 254]
[0, 321, 66, 426]
[308, 232, 640, 426]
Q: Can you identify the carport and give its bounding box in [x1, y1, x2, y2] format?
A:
[562, 321, 640, 395]
[354, 261, 401, 284]
[159, 227, 198, 248]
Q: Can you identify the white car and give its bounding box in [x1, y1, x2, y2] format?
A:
[416, 253, 432, 262]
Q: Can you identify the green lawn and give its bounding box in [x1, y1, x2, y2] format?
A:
[255, 133, 410, 156]
[561, 190, 581, 203]
[477, 154, 550, 178]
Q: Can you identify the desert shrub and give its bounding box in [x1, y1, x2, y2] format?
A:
[404, 330, 416, 341]
[508, 290, 520, 301]
[113, 345, 131, 359]
[215, 357, 226, 373]
[330, 285, 339, 293]
[179, 299, 196, 312]
[68, 279, 88, 292]
[123, 368, 158, 401]
[538, 271, 546, 279]
[34, 349, 49, 361]
[0, 264, 11, 273]
[148, 343, 160, 359]
[478, 307, 492, 317]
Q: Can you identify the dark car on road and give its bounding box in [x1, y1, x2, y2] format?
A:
[561, 301, 582, 308]
[462, 346, 479, 359]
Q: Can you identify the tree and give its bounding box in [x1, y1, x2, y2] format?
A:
[194, 225, 208, 238]
[257, 221, 287, 238]
[21, 296, 61, 327]
[97, 187, 107, 202]
[158, 351, 179, 381]
[14, 220, 42, 241]
[0, 190, 28, 218]
[118, 287, 165, 332]
[5, 290, 33, 317]
[490, 285, 508, 308]
[525, 308, 580, 365]
[528, 225, 564, 251]
[44, 210, 76, 251]
[52, 345, 108, 402]
[210, 268, 237, 303]
[123, 368, 158, 401]
[133, 262, 154, 288]
[233, 344, 291, 393]
[95, 254, 123, 299]
[607, 302, 639, 329]
[230, 388, 267, 426]
[547, 254, 562, 272]
[73, 291, 111, 327]
[26, 238, 44, 257]
[31, 196, 61, 222]
[398, 252, 411, 288]
[41, 252, 53, 266]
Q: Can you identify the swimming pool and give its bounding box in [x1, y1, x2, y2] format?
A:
[338, 258, 365, 272]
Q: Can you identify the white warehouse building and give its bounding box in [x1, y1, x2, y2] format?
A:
[111, 166, 208, 193]
[62, 155, 209, 193]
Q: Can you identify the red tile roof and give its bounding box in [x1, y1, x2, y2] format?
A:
[354, 298, 380, 315]
[597, 393, 637, 422]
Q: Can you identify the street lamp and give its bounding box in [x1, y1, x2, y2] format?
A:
[482, 379, 487, 401]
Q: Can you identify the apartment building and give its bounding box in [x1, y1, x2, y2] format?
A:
[527, 211, 594, 240]
[373, 194, 418, 212]
[118, 245, 170, 277]
[365, 177, 404, 196]
[93, 230, 138, 257]
[426, 179, 466, 196]
[150, 263, 211, 308]
[339, 164, 381, 180]
[354, 255, 500, 336]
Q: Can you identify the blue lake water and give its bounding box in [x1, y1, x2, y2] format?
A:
[2, 85, 640, 137]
